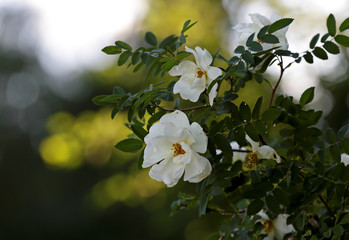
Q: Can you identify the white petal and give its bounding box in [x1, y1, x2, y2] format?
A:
[269, 12, 281, 23]
[262, 233, 274, 240]
[142, 137, 172, 168]
[207, 66, 222, 83]
[183, 153, 212, 183]
[169, 60, 197, 76]
[186, 46, 212, 69]
[341, 153, 349, 166]
[273, 214, 295, 240]
[233, 152, 246, 163]
[149, 158, 185, 187]
[208, 83, 218, 106]
[246, 135, 260, 152]
[160, 110, 190, 129]
[188, 122, 208, 153]
[173, 75, 205, 103]
[232, 23, 255, 32]
[249, 13, 271, 26]
[258, 210, 270, 220]
[257, 145, 281, 163]
[144, 122, 165, 144]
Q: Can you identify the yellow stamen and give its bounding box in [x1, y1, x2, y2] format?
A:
[263, 220, 274, 233]
[244, 152, 258, 168]
[172, 143, 186, 156]
[196, 69, 205, 78]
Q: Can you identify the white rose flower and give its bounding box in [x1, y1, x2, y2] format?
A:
[258, 211, 295, 240]
[142, 110, 212, 187]
[233, 136, 281, 167]
[341, 153, 349, 166]
[169, 46, 223, 106]
[232, 13, 289, 51]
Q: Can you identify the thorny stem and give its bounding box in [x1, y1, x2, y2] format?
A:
[151, 101, 209, 112]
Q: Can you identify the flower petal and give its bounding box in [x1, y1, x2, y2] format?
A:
[183, 153, 212, 183]
[232, 23, 256, 32]
[188, 122, 208, 153]
[169, 60, 197, 76]
[160, 110, 190, 129]
[249, 13, 271, 26]
[173, 76, 205, 103]
[185, 46, 212, 69]
[208, 82, 218, 106]
[257, 145, 281, 163]
[341, 153, 349, 166]
[273, 214, 295, 240]
[207, 66, 222, 83]
[149, 158, 185, 187]
[246, 135, 260, 152]
[142, 136, 172, 168]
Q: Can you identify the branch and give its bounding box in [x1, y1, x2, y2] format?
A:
[206, 207, 246, 216]
[269, 57, 285, 107]
[151, 101, 209, 112]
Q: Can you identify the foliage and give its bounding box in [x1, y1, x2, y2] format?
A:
[94, 15, 349, 239]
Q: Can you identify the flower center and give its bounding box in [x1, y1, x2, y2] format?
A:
[244, 152, 258, 168]
[196, 69, 206, 78]
[263, 220, 274, 233]
[257, 39, 264, 44]
[172, 143, 186, 156]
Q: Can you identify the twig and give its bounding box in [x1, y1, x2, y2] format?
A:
[206, 207, 246, 215]
[269, 57, 285, 107]
[232, 149, 251, 153]
[151, 101, 209, 112]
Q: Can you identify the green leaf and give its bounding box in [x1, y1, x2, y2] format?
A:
[255, 120, 268, 138]
[335, 34, 349, 47]
[340, 213, 349, 224]
[248, 41, 263, 52]
[115, 138, 144, 153]
[303, 52, 314, 64]
[257, 25, 270, 39]
[268, 18, 293, 34]
[254, 73, 264, 84]
[338, 124, 349, 139]
[137, 147, 145, 169]
[273, 188, 289, 206]
[182, 20, 197, 33]
[161, 59, 177, 72]
[102, 46, 122, 55]
[313, 47, 328, 60]
[259, 34, 279, 44]
[327, 14, 336, 37]
[333, 224, 344, 236]
[262, 108, 281, 121]
[115, 40, 132, 51]
[323, 41, 340, 54]
[214, 134, 233, 157]
[241, 50, 254, 65]
[245, 123, 259, 142]
[132, 51, 143, 64]
[309, 33, 320, 49]
[117, 51, 132, 66]
[234, 46, 245, 54]
[340, 17, 349, 32]
[131, 125, 148, 141]
[247, 199, 264, 215]
[321, 33, 330, 43]
[326, 128, 337, 144]
[266, 195, 280, 214]
[252, 97, 263, 120]
[239, 102, 251, 123]
[330, 144, 341, 162]
[299, 87, 315, 106]
[113, 86, 126, 95]
[145, 32, 157, 46]
[133, 63, 143, 73]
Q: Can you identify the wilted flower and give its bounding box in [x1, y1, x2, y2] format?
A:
[258, 211, 295, 240]
[142, 110, 212, 187]
[233, 136, 281, 167]
[169, 46, 222, 106]
[341, 153, 349, 166]
[232, 13, 289, 51]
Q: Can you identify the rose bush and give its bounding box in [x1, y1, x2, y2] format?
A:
[94, 13, 349, 239]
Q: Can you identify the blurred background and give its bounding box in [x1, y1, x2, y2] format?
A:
[0, 0, 348, 239]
